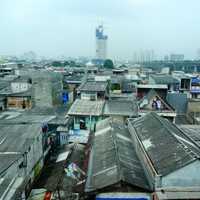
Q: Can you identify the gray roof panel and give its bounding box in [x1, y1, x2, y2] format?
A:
[103, 100, 138, 117]
[78, 81, 108, 92]
[129, 113, 199, 176]
[85, 118, 150, 192]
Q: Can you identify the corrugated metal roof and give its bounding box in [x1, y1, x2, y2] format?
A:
[68, 99, 105, 116]
[179, 125, 200, 146]
[128, 113, 200, 176]
[85, 118, 150, 192]
[137, 84, 168, 89]
[151, 75, 179, 85]
[78, 81, 108, 92]
[103, 100, 138, 117]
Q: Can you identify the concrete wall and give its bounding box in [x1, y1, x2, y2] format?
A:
[7, 97, 32, 109]
[4, 131, 44, 184]
[11, 82, 31, 93]
[26, 132, 43, 178]
[162, 160, 200, 187]
[60, 131, 68, 145]
[187, 100, 200, 113]
[81, 92, 97, 100]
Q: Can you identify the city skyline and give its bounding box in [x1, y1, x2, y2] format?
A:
[1, 0, 200, 60]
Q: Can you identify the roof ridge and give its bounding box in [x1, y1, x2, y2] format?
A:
[109, 122, 122, 182]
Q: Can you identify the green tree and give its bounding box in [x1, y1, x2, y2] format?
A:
[52, 61, 62, 67]
[63, 61, 70, 66]
[103, 59, 114, 69]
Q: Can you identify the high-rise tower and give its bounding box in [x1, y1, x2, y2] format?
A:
[95, 25, 108, 60]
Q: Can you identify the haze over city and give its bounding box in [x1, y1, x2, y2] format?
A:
[1, 0, 200, 59]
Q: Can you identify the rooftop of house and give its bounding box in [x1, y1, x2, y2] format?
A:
[109, 93, 135, 100]
[0, 75, 19, 82]
[0, 81, 9, 90]
[139, 89, 175, 112]
[85, 118, 150, 193]
[0, 111, 57, 175]
[150, 74, 179, 85]
[0, 123, 41, 175]
[68, 99, 105, 116]
[137, 84, 168, 89]
[63, 74, 84, 84]
[178, 125, 200, 146]
[77, 81, 108, 92]
[121, 80, 136, 93]
[11, 75, 32, 83]
[128, 112, 200, 176]
[103, 100, 138, 117]
[0, 86, 32, 97]
[0, 111, 56, 124]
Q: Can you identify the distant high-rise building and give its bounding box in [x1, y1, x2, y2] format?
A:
[95, 25, 108, 60]
[133, 49, 154, 63]
[170, 54, 184, 62]
[196, 49, 200, 60]
[164, 55, 169, 62]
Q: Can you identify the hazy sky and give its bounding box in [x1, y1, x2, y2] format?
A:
[0, 0, 200, 60]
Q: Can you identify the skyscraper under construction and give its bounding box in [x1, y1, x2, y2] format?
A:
[95, 25, 108, 61]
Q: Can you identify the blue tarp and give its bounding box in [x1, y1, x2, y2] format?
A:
[191, 76, 200, 84]
[62, 92, 69, 104]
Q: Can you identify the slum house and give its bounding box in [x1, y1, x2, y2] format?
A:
[94, 74, 111, 82]
[63, 74, 84, 103]
[24, 104, 72, 148]
[190, 76, 200, 99]
[172, 72, 191, 97]
[0, 111, 56, 199]
[85, 66, 99, 74]
[55, 117, 74, 146]
[103, 99, 138, 122]
[108, 93, 134, 101]
[67, 99, 105, 133]
[0, 80, 14, 110]
[6, 89, 32, 110]
[108, 75, 138, 100]
[0, 76, 32, 110]
[136, 84, 168, 100]
[149, 74, 179, 92]
[110, 76, 123, 94]
[10, 76, 32, 93]
[112, 68, 128, 75]
[138, 89, 176, 122]
[121, 79, 137, 94]
[15, 106, 71, 149]
[128, 112, 200, 199]
[0, 66, 15, 76]
[186, 98, 200, 124]
[77, 81, 109, 101]
[85, 118, 151, 199]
